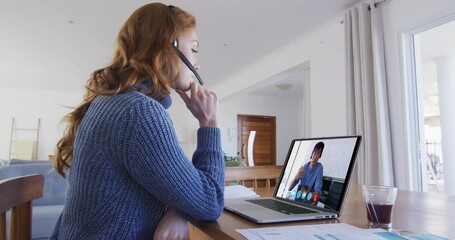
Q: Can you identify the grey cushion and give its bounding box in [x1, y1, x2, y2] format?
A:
[32, 205, 65, 239]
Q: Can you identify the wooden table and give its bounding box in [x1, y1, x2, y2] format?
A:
[188, 185, 455, 239]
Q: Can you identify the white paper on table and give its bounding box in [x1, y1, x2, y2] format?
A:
[224, 185, 260, 199]
[236, 223, 407, 240]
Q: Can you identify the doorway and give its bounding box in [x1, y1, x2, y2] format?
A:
[408, 19, 455, 193]
[237, 114, 276, 166]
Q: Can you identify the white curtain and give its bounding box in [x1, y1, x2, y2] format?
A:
[345, 1, 395, 186]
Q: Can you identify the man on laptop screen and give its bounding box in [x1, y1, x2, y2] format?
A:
[285, 141, 325, 204]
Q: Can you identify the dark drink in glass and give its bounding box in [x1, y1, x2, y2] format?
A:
[365, 202, 394, 229]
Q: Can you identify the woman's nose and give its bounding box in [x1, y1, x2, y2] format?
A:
[194, 62, 200, 70]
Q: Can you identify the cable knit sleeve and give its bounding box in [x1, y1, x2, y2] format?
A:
[121, 97, 224, 221]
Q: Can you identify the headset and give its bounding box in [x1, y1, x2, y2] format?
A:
[172, 40, 203, 86]
[169, 5, 204, 86]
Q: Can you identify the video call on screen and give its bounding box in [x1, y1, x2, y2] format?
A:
[276, 137, 357, 210]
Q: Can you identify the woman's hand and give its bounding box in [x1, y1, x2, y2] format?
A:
[153, 210, 189, 240]
[176, 82, 218, 127]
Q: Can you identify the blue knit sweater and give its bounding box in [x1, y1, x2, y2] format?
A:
[51, 84, 224, 239]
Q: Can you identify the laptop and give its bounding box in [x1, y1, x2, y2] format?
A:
[224, 135, 362, 223]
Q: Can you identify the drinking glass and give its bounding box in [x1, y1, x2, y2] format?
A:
[362, 185, 397, 230]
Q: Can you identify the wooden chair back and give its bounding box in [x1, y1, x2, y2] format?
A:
[0, 174, 44, 240]
[225, 165, 283, 189]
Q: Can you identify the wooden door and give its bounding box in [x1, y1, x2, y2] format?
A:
[237, 114, 276, 166]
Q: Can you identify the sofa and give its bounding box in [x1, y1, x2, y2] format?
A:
[0, 159, 67, 239]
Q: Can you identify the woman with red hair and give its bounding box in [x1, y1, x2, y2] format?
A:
[51, 3, 223, 239]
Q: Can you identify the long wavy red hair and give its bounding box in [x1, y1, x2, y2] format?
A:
[54, 3, 196, 177]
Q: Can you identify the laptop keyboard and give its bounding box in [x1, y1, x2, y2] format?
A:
[246, 199, 317, 215]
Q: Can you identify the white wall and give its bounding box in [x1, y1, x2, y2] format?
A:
[381, 0, 455, 190]
[0, 87, 82, 160]
[214, 13, 348, 139]
[219, 94, 300, 165]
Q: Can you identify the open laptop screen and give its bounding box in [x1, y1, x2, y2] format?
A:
[275, 136, 360, 212]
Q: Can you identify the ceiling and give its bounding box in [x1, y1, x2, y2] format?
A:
[0, 0, 362, 98]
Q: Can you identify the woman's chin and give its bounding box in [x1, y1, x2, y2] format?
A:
[175, 86, 190, 92]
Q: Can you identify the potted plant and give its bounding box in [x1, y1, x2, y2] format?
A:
[224, 152, 246, 167]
